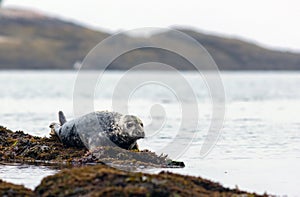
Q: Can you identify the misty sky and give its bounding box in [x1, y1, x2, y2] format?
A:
[3, 0, 300, 51]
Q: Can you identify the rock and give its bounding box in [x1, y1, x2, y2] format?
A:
[0, 126, 183, 168]
[0, 126, 86, 163]
[0, 126, 268, 196]
[0, 179, 33, 197]
[34, 164, 265, 197]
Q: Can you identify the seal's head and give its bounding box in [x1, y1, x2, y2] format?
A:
[110, 115, 145, 150]
[119, 115, 145, 139]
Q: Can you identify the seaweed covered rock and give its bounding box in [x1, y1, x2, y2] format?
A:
[80, 147, 184, 169]
[0, 126, 86, 163]
[0, 126, 267, 196]
[34, 164, 264, 197]
[0, 126, 182, 168]
[0, 179, 33, 197]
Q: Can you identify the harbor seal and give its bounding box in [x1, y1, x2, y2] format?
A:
[49, 111, 145, 150]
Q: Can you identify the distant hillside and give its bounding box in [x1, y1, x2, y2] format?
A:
[181, 29, 300, 70]
[0, 8, 108, 69]
[0, 8, 300, 70]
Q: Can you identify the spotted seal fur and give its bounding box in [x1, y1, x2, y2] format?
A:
[49, 111, 145, 150]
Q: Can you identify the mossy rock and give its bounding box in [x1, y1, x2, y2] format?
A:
[34, 164, 265, 197]
[0, 126, 183, 168]
[0, 126, 268, 196]
[0, 179, 33, 197]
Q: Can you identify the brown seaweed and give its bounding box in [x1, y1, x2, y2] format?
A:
[0, 179, 33, 197]
[33, 164, 266, 197]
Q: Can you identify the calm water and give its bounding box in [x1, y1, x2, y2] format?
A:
[0, 70, 300, 196]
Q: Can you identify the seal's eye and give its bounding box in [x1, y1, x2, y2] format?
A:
[126, 122, 134, 128]
[140, 123, 143, 127]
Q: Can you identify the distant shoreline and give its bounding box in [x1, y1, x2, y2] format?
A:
[1, 8, 300, 70]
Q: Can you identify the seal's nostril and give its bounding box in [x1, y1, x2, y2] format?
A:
[133, 130, 145, 138]
[140, 131, 145, 138]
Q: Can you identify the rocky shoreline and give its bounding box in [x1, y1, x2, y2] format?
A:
[1, 164, 267, 197]
[2, 164, 267, 197]
[0, 126, 182, 168]
[0, 126, 267, 196]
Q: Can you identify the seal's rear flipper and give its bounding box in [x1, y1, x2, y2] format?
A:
[59, 111, 67, 125]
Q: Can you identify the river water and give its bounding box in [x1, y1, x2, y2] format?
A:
[0, 70, 299, 196]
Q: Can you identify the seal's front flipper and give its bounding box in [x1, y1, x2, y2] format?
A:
[59, 111, 67, 125]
